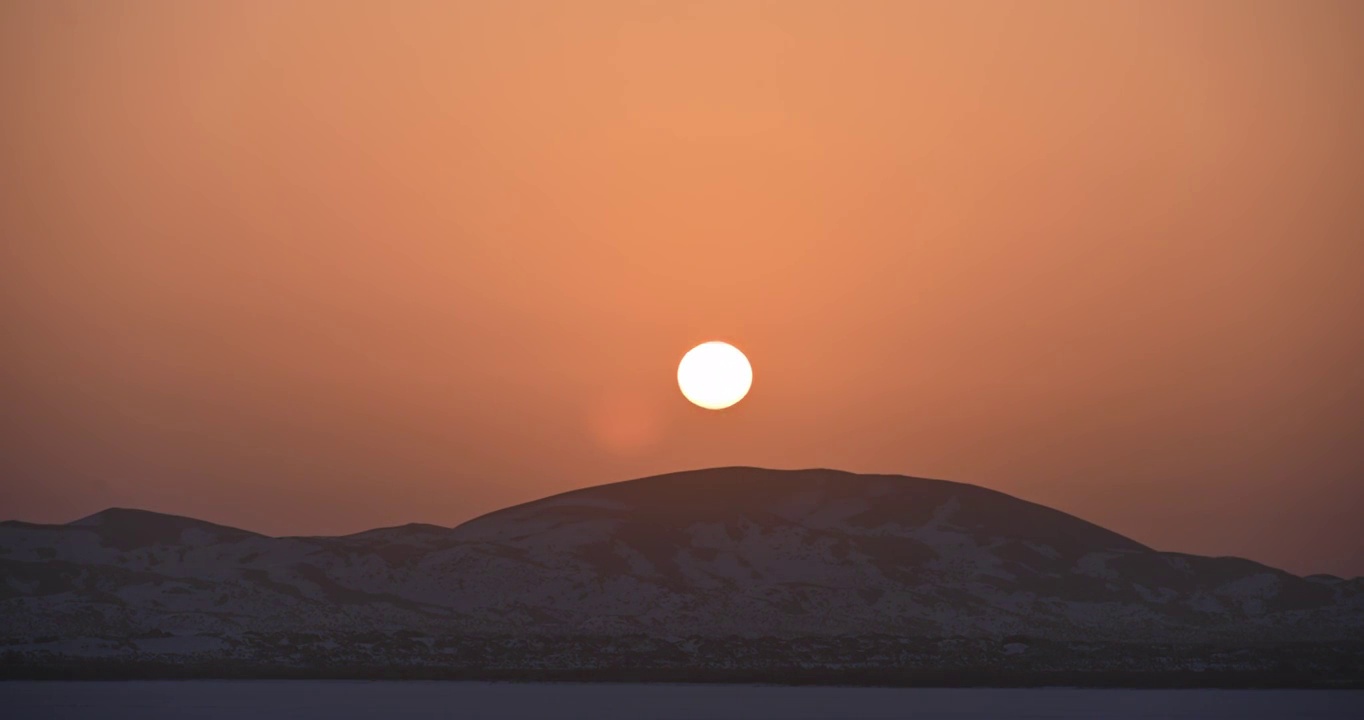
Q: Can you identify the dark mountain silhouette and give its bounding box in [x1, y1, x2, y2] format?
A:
[67, 508, 265, 550]
[2, 468, 1360, 684]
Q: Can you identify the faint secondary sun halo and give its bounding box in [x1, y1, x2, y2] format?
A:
[678, 341, 752, 410]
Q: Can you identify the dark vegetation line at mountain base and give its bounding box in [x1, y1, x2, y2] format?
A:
[5, 635, 1362, 688]
[4, 661, 1362, 690]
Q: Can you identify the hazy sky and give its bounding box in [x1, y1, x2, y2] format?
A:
[3, 1, 1361, 577]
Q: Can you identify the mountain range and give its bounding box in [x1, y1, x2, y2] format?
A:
[3, 467, 1361, 685]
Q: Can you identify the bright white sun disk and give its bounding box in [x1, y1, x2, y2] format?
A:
[677, 341, 752, 410]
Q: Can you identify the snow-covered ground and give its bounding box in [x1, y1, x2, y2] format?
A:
[2, 468, 1361, 662]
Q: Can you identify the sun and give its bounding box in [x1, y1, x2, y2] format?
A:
[677, 341, 752, 410]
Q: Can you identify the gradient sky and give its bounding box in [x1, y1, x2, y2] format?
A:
[3, 1, 1361, 577]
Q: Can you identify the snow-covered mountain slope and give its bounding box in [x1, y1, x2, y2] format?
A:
[3, 468, 1361, 656]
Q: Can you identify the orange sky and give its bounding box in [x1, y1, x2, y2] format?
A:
[3, 1, 1362, 576]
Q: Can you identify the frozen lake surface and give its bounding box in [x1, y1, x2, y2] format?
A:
[3, 681, 1362, 719]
